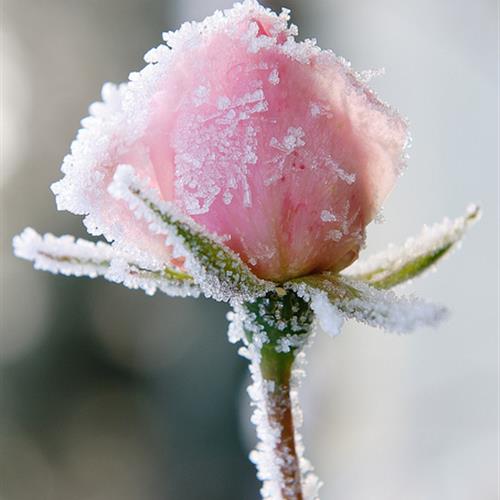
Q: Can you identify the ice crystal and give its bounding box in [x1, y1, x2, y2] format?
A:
[346, 205, 481, 289]
[268, 68, 280, 85]
[357, 67, 386, 83]
[13, 228, 199, 297]
[174, 86, 265, 214]
[230, 288, 320, 500]
[310, 292, 344, 337]
[109, 165, 272, 302]
[241, 342, 321, 500]
[320, 210, 337, 223]
[241, 342, 288, 499]
[10, 3, 481, 500]
[290, 274, 447, 334]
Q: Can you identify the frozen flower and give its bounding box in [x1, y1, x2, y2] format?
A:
[13, 2, 480, 499]
[51, 0, 409, 282]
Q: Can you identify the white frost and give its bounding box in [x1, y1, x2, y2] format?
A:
[290, 276, 447, 334]
[310, 292, 344, 337]
[234, 338, 321, 499]
[320, 210, 337, 223]
[268, 68, 280, 85]
[13, 228, 199, 297]
[345, 204, 481, 282]
[108, 165, 272, 302]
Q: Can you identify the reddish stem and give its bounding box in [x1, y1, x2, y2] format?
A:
[261, 347, 304, 500]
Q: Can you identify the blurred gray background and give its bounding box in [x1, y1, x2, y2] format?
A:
[1, 1, 498, 499]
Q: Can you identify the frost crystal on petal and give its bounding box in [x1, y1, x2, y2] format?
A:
[345, 204, 481, 289]
[108, 165, 273, 302]
[320, 210, 337, 223]
[13, 228, 199, 297]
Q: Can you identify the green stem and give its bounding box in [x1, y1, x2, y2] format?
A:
[242, 289, 313, 499]
[260, 345, 304, 500]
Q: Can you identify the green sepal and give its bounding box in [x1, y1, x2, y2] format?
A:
[345, 205, 480, 289]
[109, 165, 273, 302]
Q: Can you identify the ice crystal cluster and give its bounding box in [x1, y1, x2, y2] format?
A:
[13, 1, 479, 499]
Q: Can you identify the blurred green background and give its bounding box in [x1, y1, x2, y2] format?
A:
[1, 1, 498, 499]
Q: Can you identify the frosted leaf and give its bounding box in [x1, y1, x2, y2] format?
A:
[13, 228, 199, 297]
[345, 204, 481, 289]
[108, 165, 273, 302]
[289, 274, 447, 333]
[310, 292, 344, 337]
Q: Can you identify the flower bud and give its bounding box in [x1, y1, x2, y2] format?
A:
[52, 1, 409, 282]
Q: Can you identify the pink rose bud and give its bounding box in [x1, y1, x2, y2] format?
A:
[52, 0, 409, 282]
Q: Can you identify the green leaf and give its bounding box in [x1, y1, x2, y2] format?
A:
[345, 204, 481, 289]
[288, 273, 447, 333]
[13, 227, 199, 297]
[109, 165, 273, 302]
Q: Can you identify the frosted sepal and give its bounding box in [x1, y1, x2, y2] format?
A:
[345, 204, 481, 289]
[108, 165, 273, 302]
[289, 273, 447, 333]
[12, 228, 200, 297]
[309, 292, 344, 337]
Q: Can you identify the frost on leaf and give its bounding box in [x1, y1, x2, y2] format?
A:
[309, 292, 344, 337]
[345, 204, 481, 289]
[289, 273, 447, 334]
[13, 228, 200, 297]
[108, 165, 273, 302]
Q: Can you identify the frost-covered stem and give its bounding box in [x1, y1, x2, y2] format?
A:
[260, 345, 303, 500]
[239, 290, 317, 499]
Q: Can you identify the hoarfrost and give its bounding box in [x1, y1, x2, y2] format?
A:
[174, 88, 266, 214]
[357, 67, 386, 83]
[275, 334, 306, 353]
[309, 103, 321, 117]
[227, 293, 321, 499]
[326, 229, 343, 242]
[290, 275, 447, 334]
[374, 207, 386, 224]
[320, 210, 337, 223]
[290, 344, 322, 500]
[265, 127, 306, 185]
[268, 68, 280, 85]
[13, 228, 199, 297]
[310, 292, 344, 337]
[325, 200, 361, 243]
[345, 204, 481, 288]
[51, 0, 411, 254]
[242, 342, 285, 499]
[193, 85, 210, 106]
[109, 165, 272, 302]
[237, 338, 321, 499]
